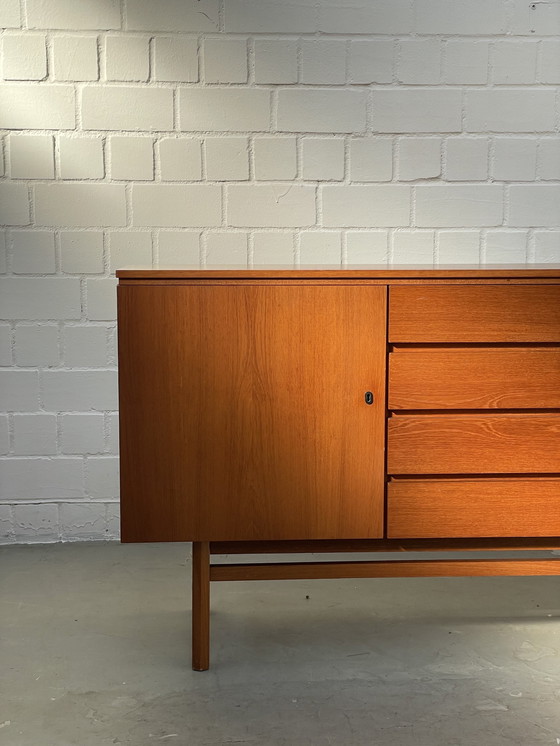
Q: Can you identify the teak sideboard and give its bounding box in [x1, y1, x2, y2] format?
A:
[117, 265, 560, 670]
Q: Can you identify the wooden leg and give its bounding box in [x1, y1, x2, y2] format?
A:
[192, 541, 210, 671]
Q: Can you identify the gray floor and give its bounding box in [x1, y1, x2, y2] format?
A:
[1, 543, 559, 746]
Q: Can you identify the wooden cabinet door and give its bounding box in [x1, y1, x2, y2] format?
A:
[118, 282, 386, 542]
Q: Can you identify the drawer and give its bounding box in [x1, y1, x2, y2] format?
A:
[389, 347, 560, 410]
[389, 285, 560, 343]
[388, 413, 560, 474]
[387, 478, 560, 538]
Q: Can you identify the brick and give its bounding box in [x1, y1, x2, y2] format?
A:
[107, 412, 119, 453]
[206, 232, 248, 266]
[0, 85, 75, 129]
[228, 185, 316, 228]
[0, 416, 9, 454]
[322, 185, 410, 228]
[35, 184, 126, 227]
[398, 40, 440, 85]
[485, 231, 528, 262]
[510, 0, 560, 35]
[398, 138, 441, 181]
[0, 371, 39, 411]
[445, 138, 488, 181]
[0, 278, 81, 320]
[0, 232, 5, 274]
[82, 87, 173, 131]
[12, 503, 59, 543]
[60, 231, 104, 274]
[52, 35, 99, 81]
[493, 42, 537, 85]
[534, 232, 560, 263]
[492, 138, 536, 181]
[539, 140, 560, 181]
[180, 88, 270, 132]
[2, 33, 46, 80]
[42, 370, 118, 411]
[509, 186, 560, 228]
[225, 0, 316, 32]
[59, 137, 104, 180]
[9, 135, 54, 179]
[153, 36, 198, 82]
[15, 325, 59, 366]
[415, 185, 503, 227]
[60, 503, 107, 540]
[61, 413, 105, 454]
[158, 231, 200, 266]
[392, 231, 435, 263]
[254, 39, 297, 84]
[346, 232, 388, 263]
[278, 89, 366, 134]
[372, 90, 461, 133]
[158, 138, 202, 181]
[416, 0, 505, 34]
[0, 505, 13, 543]
[318, 1, 412, 34]
[86, 279, 117, 321]
[204, 38, 247, 83]
[13, 413, 57, 455]
[301, 40, 346, 85]
[27, 0, 120, 29]
[105, 35, 149, 81]
[0, 184, 30, 226]
[444, 41, 488, 84]
[12, 231, 56, 274]
[87, 457, 119, 497]
[132, 184, 221, 227]
[300, 232, 341, 263]
[350, 139, 392, 182]
[108, 231, 152, 271]
[438, 231, 480, 263]
[302, 138, 344, 181]
[254, 137, 297, 180]
[63, 326, 109, 367]
[205, 138, 249, 181]
[349, 40, 393, 84]
[126, 0, 219, 32]
[106, 502, 120, 537]
[541, 41, 560, 84]
[253, 233, 294, 264]
[110, 137, 154, 181]
[0, 326, 12, 366]
[466, 90, 555, 133]
[0, 0, 21, 28]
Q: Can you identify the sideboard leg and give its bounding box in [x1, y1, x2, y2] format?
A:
[192, 541, 210, 671]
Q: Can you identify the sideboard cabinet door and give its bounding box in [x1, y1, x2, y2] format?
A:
[118, 283, 387, 542]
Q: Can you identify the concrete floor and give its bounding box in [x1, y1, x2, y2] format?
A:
[1, 543, 560, 746]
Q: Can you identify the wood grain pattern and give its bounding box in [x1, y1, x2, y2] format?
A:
[210, 559, 560, 581]
[192, 541, 210, 671]
[388, 413, 560, 474]
[389, 347, 560, 409]
[118, 283, 386, 542]
[389, 285, 560, 342]
[116, 264, 560, 280]
[387, 478, 560, 538]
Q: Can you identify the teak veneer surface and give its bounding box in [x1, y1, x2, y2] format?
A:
[387, 478, 560, 538]
[118, 283, 386, 542]
[388, 413, 560, 474]
[389, 347, 560, 410]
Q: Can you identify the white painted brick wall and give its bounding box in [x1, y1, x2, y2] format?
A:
[0, 0, 558, 543]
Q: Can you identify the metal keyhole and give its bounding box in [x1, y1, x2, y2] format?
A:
[365, 391, 374, 405]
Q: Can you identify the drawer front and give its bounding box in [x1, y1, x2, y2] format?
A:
[389, 285, 560, 343]
[389, 347, 560, 410]
[387, 478, 560, 538]
[388, 414, 560, 474]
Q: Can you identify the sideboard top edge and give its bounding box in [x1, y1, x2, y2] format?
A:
[117, 264, 560, 280]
